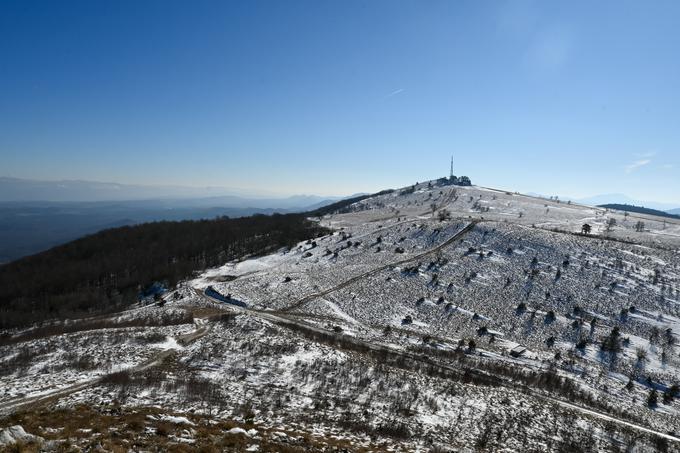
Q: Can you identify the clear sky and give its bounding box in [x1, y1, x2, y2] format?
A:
[1, 0, 679, 200]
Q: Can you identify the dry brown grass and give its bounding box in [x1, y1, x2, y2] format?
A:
[0, 405, 394, 452]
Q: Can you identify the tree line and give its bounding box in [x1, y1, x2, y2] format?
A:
[598, 204, 679, 220]
[0, 213, 327, 328]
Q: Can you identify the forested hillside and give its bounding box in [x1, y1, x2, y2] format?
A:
[0, 214, 327, 328]
[599, 203, 680, 220]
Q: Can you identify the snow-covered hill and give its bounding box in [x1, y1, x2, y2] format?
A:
[1, 180, 679, 451]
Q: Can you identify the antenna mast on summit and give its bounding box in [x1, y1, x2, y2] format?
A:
[450, 155, 454, 178]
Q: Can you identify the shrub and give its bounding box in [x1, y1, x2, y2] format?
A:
[648, 389, 659, 407]
[545, 310, 556, 323]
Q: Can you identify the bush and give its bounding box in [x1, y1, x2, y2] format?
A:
[375, 422, 410, 439]
[648, 389, 658, 407]
[137, 332, 167, 344]
[545, 310, 556, 323]
[600, 327, 621, 352]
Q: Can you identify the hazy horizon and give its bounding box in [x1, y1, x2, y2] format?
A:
[2, 175, 680, 209]
[0, 175, 349, 200]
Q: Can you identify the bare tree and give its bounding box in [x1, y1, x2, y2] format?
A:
[605, 218, 616, 234]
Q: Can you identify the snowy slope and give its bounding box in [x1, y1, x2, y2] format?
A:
[1, 179, 679, 451]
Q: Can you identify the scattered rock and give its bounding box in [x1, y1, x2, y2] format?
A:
[0, 425, 44, 447]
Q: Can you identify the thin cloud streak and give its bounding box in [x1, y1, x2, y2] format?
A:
[625, 159, 651, 174]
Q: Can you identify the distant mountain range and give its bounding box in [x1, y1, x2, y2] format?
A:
[0, 176, 344, 206]
[0, 177, 355, 264]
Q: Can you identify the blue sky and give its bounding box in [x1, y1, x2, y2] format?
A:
[1, 0, 679, 201]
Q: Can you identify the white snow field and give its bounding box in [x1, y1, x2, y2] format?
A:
[1, 180, 679, 451]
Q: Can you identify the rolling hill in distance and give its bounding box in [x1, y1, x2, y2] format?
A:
[0, 177, 352, 264]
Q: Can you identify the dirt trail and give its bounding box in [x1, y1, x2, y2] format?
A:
[282, 220, 478, 312]
[0, 322, 211, 415]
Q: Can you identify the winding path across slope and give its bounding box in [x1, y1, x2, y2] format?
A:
[0, 321, 211, 416]
[282, 220, 479, 312]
